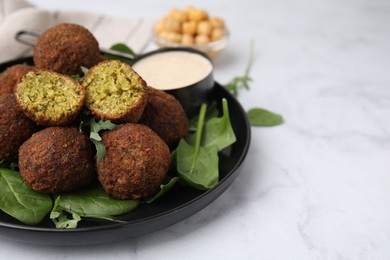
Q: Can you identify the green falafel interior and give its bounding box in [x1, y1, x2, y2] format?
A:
[82, 60, 147, 119]
[15, 70, 85, 126]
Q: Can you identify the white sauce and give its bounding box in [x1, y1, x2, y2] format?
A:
[132, 51, 213, 90]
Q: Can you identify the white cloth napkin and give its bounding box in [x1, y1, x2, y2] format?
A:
[0, 0, 154, 63]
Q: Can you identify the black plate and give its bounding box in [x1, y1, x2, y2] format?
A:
[0, 57, 251, 246]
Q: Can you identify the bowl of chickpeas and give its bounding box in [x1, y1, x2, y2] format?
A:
[153, 6, 228, 59]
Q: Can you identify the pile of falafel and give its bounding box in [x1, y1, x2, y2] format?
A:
[0, 23, 189, 200]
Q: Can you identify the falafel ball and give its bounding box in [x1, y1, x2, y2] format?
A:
[18, 127, 96, 193]
[97, 123, 171, 200]
[34, 23, 103, 75]
[0, 64, 35, 97]
[0, 94, 38, 162]
[82, 60, 148, 124]
[139, 86, 189, 148]
[15, 70, 85, 126]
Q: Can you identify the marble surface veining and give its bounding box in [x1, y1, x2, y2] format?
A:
[1, 0, 390, 259]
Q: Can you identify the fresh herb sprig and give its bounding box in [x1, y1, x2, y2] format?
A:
[225, 42, 254, 96]
[224, 42, 284, 127]
[79, 113, 118, 163]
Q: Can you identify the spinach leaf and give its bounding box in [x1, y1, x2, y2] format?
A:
[145, 177, 180, 203]
[110, 43, 137, 57]
[247, 108, 284, 126]
[203, 98, 236, 151]
[50, 186, 139, 229]
[176, 104, 219, 190]
[176, 141, 219, 190]
[0, 167, 52, 225]
[104, 43, 137, 64]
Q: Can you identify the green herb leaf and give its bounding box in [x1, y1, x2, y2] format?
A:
[176, 104, 219, 190]
[81, 66, 89, 75]
[145, 176, 180, 203]
[176, 141, 219, 190]
[86, 118, 118, 163]
[89, 118, 117, 134]
[50, 196, 81, 229]
[203, 98, 236, 151]
[50, 187, 139, 228]
[247, 108, 284, 126]
[104, 43, 137, 64]
[70, 66, 89, 81]
[110, 43, 137, 57]
[224, 41, 254, 96]
[0, 168, 53, 225]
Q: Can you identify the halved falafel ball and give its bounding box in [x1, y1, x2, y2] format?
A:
[0, 94, 38, 162]
[139, 86, 189, 148]
[18, 127, 96, 193]
[0, 64, 35, 97]
[82, 60, 148, 124]
[15, 70, 85, 126]
[34, 23, 103, 75]
[97, 123, 171, 200]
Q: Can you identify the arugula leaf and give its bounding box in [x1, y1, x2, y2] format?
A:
[225, 41, 254, 96]
[176, 104, 219, 190]
[50, 196, 81, 229]
[203, 98, 236, 151]
[0, 168, 52, 225]
[81, 116, 118, 163]
[247, 108, 284, 126]
[50, 187, 139, 229]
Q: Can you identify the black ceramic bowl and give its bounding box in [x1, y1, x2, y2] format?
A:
[0, 55, 251, 246]
[132, 47, 215, 118]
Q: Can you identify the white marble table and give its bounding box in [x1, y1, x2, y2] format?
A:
[1, 0, 390, 259]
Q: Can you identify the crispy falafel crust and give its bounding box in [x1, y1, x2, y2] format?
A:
[34, 23, 102, 75]
[18, 127, 96, 193]
[139, 86, 189, 148]
[0, 64, 35, 97]
[15, 70, 85, 126]
[98, 123, 171, 200]
[82, 60, 148, 124]
[0, 94, 38, 161]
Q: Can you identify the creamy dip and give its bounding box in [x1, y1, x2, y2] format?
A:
[132, 51, 213, 90]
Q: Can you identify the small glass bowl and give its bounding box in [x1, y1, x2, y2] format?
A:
[152, 29, 229, 59]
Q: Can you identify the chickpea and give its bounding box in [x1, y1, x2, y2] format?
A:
[209, 17, 225, 29]
[195, 34, 209, 44]
[187, 8, 208, 22]
[182, 21, 197, 35]
[154, 21, 165, 34]
[169, 8, 187, 23]
[181, 34, 195, 45]
[156, 7, 227, 45]
[197, 21, 213, 36]
[160, 31, 182, 43]
[211, 28, 225, 41]
[163, 17, 181, 33]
